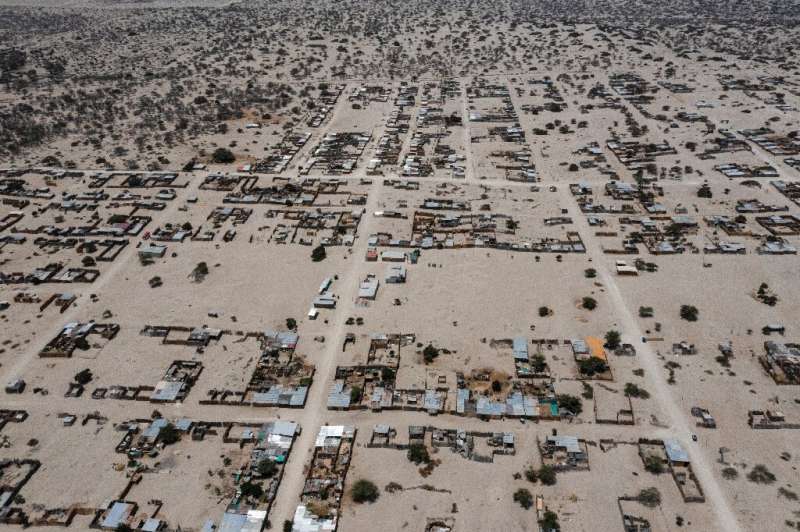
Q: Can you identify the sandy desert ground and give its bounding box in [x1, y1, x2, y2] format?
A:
[2, 1, 800, 532]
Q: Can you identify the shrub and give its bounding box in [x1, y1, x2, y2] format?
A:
[680, 305, 699, 322]
[747, 464, 776, 484]
[644, 454, 664, 474]
[407, 444, 430, 465]
[191, 262, 209, 281]
[422, 344, 440, 364]
[556, 394, 583, 415]
[286, 318, 297, 330]
[584, 268, 597, 278]
[513, 488, 533, 509]
[212, 147, 235, 163]
[721, 467, 739, 480]
[538, 465, 556, 486]
[524, 467, 538, 483]
[581, 382, 594, 399]
[74, 368, 93, 385]
[638, 306, 654, 318]
[581, 297, 597, 310]
[538, 306, 551, 317]
[351, 479, 379, 503]
[624, 382, 650, 399]
[638, 487, 661, 507]
[540, 510, 560, 531]
[311, 245, 326, 262]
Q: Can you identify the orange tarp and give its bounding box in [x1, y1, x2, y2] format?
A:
[586, 336, 607, 361]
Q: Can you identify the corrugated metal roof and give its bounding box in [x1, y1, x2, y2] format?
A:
[513, 337, 528, 360]
[664, 438, 689, 463]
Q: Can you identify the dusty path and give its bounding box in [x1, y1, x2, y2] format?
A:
[267, 177, 384, 526]
[562, 186, 743, 532]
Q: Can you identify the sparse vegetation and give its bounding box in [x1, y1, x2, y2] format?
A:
[722, 467, 739, 480]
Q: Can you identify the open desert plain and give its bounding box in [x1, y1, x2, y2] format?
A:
[1, 0, 800, 531]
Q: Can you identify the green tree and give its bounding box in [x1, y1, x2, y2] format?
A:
[422, 344, 440, 364]
[578, 357, 608, 376]
[644, 454, 664, 474]
[680, 305, 699, 322]
[747, 464, 776, 484]
[538, 465, 557, 486]
[159, 422, 181, 445]
[531, 354, 547, 373]
[513, 488, 534, 509]
[380, 367, 396, 381]
[407, 443, 430, 465]
[351, 479, 380, 503]
[624, 382, 650, 399]
[240, 481, 263, 499]
[556, 394, 583, 415]
[604, 330, 621, 349]
[74, 368, 93, 385]
[540, 510, 560, 531]
[212, 147, 235, 163]
[286, 317, 297, 330]
[637, 487, 661, 507]
[581, 297, 597, 310]
[311, 245, 327, 262]
[350, 385, 362, 404]
[257, 459, 277, 478]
